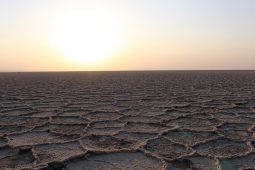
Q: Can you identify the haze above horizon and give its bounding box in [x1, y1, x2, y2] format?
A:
[1, 0, 255, 71]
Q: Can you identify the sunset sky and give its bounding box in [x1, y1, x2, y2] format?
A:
[1, 0, 255, 71]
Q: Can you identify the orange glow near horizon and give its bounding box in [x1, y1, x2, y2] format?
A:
[0, 0, 255, 71]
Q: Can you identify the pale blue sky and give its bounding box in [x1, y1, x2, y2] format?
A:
[0, 0, 255, 71]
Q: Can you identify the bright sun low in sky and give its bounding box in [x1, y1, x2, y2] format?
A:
[0, 0, 255, 71]
[47, 9, 122, 65]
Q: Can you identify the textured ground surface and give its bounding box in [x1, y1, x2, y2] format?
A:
[0, 71, 255, 170]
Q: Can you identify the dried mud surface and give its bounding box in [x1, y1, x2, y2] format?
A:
[0, 71, 255, 170]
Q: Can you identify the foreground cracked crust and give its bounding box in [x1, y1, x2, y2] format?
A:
[0, 71, 255, 169]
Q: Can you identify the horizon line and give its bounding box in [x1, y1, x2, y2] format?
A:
[0, 69, 255, 73]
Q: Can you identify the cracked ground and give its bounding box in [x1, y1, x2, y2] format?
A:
[0, 71, 255, 170]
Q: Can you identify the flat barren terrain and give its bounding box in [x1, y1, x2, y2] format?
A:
[0, 71, 255, 169]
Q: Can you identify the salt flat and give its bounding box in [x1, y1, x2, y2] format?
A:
[0, 71, 255, 169]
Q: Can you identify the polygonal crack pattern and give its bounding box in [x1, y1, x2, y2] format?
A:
[0, 71, 255, 169]
[163, 129, 220, 146]
[144, 137, 194, 160]
[194, 138, 251, 158]
[81, 135, 134, 151]
[65, 152, 165, 170]
[166, 156, 218, 170]
[34, 141, 85, 165]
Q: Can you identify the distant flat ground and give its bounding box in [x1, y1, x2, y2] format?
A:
[0, 71, 255, 169]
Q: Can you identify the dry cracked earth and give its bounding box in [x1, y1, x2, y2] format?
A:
[0, 71, 255, 170]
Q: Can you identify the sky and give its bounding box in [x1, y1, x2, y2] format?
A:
[0, 0, 255, 71]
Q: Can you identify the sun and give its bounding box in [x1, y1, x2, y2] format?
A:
[47, 10, 121, 65]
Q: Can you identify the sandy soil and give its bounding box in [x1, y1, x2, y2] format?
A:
[0, 71, 255, 169]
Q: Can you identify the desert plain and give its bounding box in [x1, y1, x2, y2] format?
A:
[0, 71, 255, 169]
